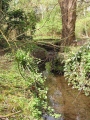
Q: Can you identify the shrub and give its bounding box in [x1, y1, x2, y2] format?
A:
[15, 49, 60, 119]
[64, 43, 90, 96]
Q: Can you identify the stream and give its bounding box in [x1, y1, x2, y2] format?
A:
[44, 75, 90, 120]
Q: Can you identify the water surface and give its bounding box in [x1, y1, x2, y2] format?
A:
[46, 75, 90, 120]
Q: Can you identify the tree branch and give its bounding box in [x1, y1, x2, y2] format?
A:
[0, 29, 11, 48]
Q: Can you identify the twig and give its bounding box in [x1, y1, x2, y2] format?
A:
[72, 90, 82, 104]
[0, 111, 21, 119]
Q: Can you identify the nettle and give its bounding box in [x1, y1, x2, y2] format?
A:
[15, 49, 60, 120]
[64, 43, 90, 96]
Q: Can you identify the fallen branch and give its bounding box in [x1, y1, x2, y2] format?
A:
[0, 111, 21, 119]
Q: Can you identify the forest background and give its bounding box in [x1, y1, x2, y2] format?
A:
[0, 0, 90, 120]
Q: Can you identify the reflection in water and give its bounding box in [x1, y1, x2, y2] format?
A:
[43, 114, 63, 120]
[46, 75, 90, 120]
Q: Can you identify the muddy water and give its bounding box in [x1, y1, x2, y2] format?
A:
[46, 75, 90, 120]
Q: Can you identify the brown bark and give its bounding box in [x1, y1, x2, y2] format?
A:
[58, 0, 77, 46]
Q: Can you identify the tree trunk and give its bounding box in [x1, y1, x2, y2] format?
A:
[58, 0, 77, 46]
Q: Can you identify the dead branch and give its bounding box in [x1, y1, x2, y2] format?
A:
[0, 111, 21, 119]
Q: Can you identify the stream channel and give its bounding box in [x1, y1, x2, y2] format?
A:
[44, 75, 90, 120]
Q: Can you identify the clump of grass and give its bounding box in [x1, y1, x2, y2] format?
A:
[0, 54, 36, 119]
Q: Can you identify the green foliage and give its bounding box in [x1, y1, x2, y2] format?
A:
[7, 9, 37, 36]
[16, 49, 39, 72]
[45, 62, 52, 74]
[8, 9, 25, 20]
[0, 52, 60, 119]
[26, 11, 37, 34]
[76, 16, 90, 38]
[0, 54, 33, 119]
[64, 43, 90, 96]
[35, 5, 62, 39]
[45, 54, 64, 74]
[1, 0, 12, 12]
[15, 49, 60, 119]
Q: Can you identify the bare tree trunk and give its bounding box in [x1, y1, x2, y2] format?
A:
[58, 0, 77, 46]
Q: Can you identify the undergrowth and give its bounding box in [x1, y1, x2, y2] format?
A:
[0, 54, 34, 120]
[0, 50, 60, 120]
[64, 43, 90, 96]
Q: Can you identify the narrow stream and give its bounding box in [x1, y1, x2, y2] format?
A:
[45, 75, 90, 120]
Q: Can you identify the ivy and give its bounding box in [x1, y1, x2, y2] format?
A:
[64, 43, 90, 96]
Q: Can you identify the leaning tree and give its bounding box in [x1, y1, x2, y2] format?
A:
[58, 0, 77, 46]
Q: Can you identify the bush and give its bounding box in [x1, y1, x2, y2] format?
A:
[64, 43, 90, 96]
